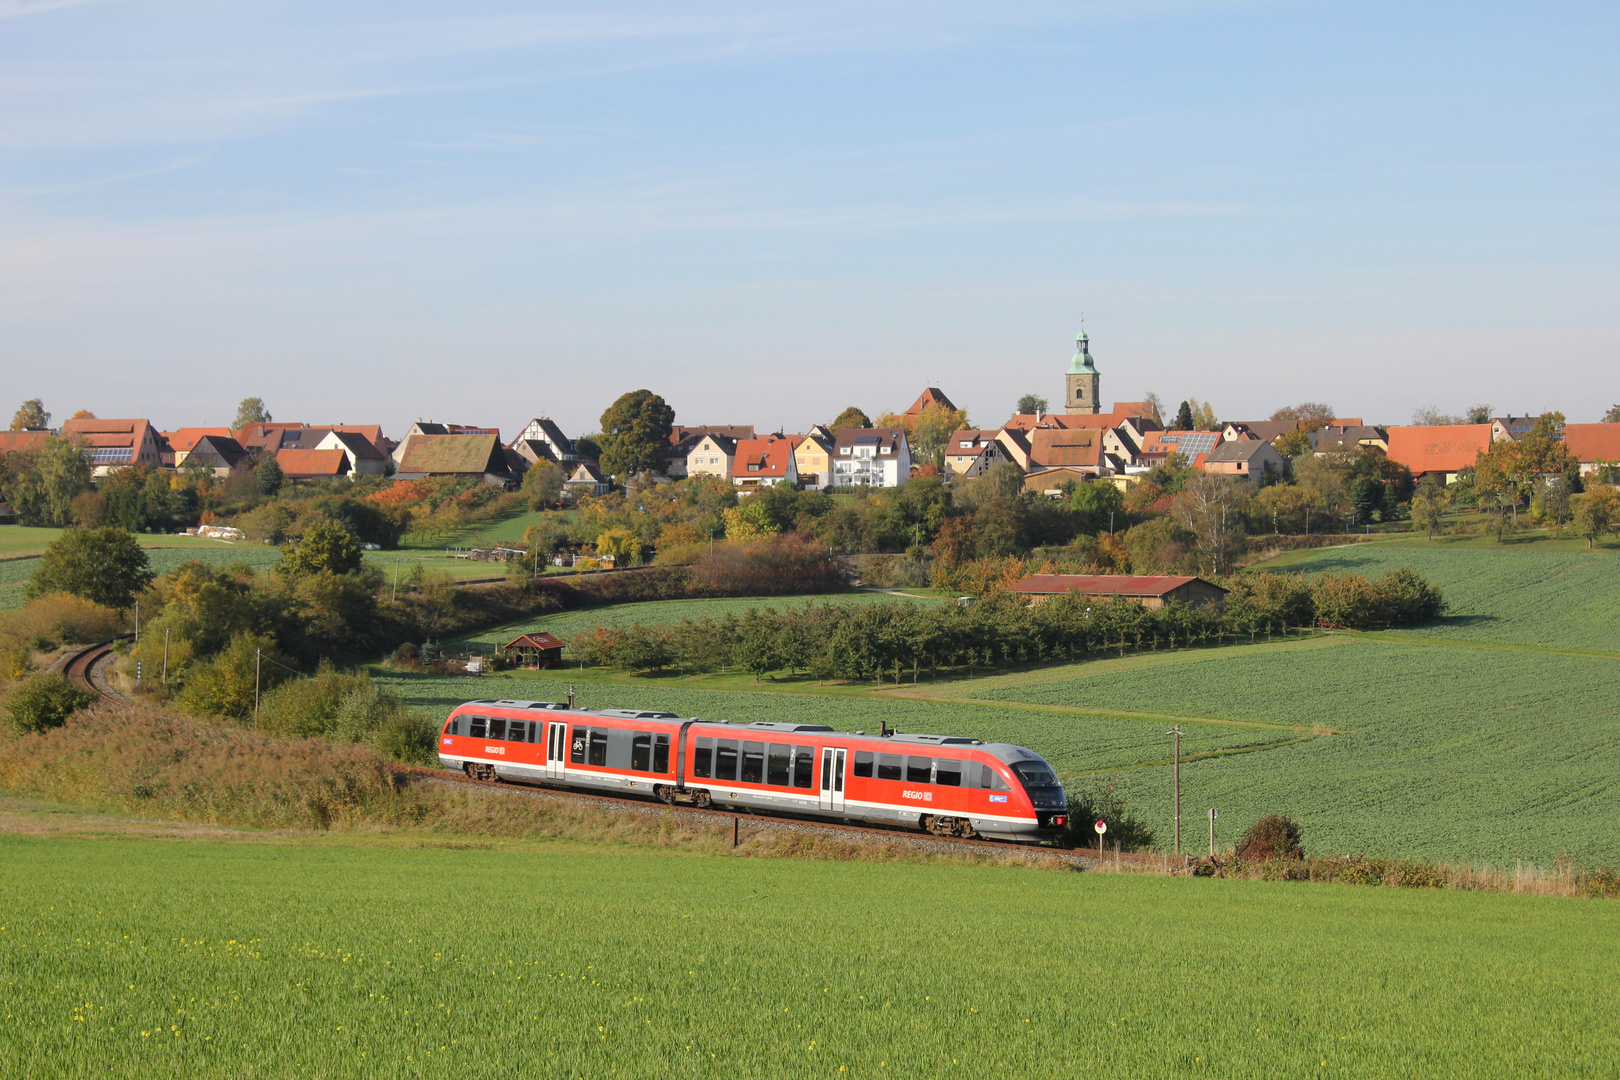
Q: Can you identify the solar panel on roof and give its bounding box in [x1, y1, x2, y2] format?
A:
[90, 448, 133, 464]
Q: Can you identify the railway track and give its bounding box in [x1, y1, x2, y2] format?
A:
[60, 640, 125, 706]
[389, 762, 1174, 868]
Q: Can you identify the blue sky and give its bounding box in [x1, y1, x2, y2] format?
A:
[3, 1, 1616, 438]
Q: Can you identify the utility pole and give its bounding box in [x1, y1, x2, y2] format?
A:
[1208, 808, 1218, 855]
[162, 629, 169, 685]
[255, 649, 262, 715]
[1165, 724, 1183, 856]
[392, 559, 399, 602]
[133, 599, 140, 641]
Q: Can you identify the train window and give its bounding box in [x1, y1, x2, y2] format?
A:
[767, 745, 790, 787]
[714, 740, 738, 781]
[489, 718, 507, 740]
[445, 717, 460, 736]
[853, 750, 873, 778]
[531, 722, 543, 743]
[978, 764, 1010, 792]
[906, 757, 932, 784]
[631, 732, 652, 771]
[570, 726, 588, 764]
[741, 742, 765, 784]
[877, 754, 902, 781]
[653, 734, 671, 773]
[693, 737, 714, 778]
[470, 717, 488, 739]
[936, 759, 962, 786]
[510, 720, 528, 742]
[791, 746, 814, 789]
[588, 730, 609, 767]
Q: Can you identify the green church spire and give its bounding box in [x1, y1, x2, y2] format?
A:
[1068, 327, 1096, 374]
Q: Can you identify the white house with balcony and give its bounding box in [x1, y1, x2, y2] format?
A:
[831, 428, 910, 487]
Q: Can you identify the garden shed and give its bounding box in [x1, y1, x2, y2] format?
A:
[502, 632, 565, 669]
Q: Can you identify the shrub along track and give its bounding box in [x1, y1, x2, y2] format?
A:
[389, 762, 1167, 869]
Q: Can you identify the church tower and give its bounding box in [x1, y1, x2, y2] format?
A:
[1064, 328, 1100, 415]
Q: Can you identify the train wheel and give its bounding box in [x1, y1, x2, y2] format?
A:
[654, 785, 676, 805]
[693, 790, 712, 809]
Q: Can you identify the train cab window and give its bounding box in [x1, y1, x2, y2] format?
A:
[693, 737, 714, 778]
[489, 718, 507, 741]
[791, 746, 814, 788]
[977, 764, 1010, 792]
[445, 717, 460, 736]
[906, 756, 932, 784]
[588, 730, 609, 767]
[877, 754, 902, 781]
[853, 750, 874, 778]
[653, 734, 671, 773]
[767, 745, 790, 787]
[570, 726, 588, 764]
[741, 742, 765, 784]
[935, 759, 962, 787]
[714, 740, 739, 782]
[469, 717, 488, 739]
[631, 732, 652, 771]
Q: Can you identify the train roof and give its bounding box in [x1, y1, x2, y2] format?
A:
[456, 699, 1049, 762]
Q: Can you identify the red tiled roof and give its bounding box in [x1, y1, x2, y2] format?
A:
[504, 633, 563, 650]
[1564, 424, 1620, 465]
[1011, 574, 1224, 597]
[1384, 425, 1493, 474]
[166, 427, 232, 453]
[0, 431, 49, 457]
[732, 437, 796, 479]
[275, 448, 349, 478]
[1027, 427, 1102, 469]
[905, 387, 957, 417]
[61, 417, 151, 449]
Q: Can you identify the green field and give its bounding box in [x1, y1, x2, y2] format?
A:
[0, 543, 286, 610]
[382, 545, 1620, 868]
[451, 591, 934, 653]
[4, 833, 1616, 1079]
[1263, 546, 1620, 653]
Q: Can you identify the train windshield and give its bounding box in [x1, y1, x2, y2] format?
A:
[1011, 760, 1066, 809]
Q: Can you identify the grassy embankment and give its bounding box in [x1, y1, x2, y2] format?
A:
[379, 544, 1620, 868]
[2, 830, 1616, 1079]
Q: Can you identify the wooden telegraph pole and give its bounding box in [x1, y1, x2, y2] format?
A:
[1165, 724, 1183, 856]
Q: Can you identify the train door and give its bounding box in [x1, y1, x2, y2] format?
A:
[819, 747, 846, 813]
[545, 721, 568, 780]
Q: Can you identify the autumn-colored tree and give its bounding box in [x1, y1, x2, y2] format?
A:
[908, 402, 970, 469]
[69, 409, 96, 420]
[1270, 401, 1338, 431]
[1572, 485, 1620, 549]
[9, 399, 48, 430]
[1410, 480, 1451, 540]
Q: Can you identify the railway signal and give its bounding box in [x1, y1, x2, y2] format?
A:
[1094, 818, 1106, 856]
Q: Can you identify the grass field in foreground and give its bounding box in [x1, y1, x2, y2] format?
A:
[3, 835, 1616, 1080]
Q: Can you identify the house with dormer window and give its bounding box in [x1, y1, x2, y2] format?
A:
[831, 428, 910, 487]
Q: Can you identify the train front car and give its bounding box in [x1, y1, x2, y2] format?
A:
[980, 745, 1067, 841]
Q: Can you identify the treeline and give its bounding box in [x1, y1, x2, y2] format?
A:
[560, 567, 1445, 681]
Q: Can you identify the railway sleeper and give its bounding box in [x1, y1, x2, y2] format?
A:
[923, 815, 978, 839]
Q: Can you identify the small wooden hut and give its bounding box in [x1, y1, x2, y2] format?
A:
[502, 632, 564, 669]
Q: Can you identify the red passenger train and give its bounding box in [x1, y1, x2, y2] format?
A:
[438, 698, 1067, 842]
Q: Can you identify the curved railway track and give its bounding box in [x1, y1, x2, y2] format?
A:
[60, 640, 125, 705]
[389, 762, 1169, 867]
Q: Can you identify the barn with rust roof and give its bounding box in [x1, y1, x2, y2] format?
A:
[1011, 573, 1227, 610]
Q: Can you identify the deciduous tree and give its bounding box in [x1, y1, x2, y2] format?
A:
[9, 398, 48, 430]
[520, 460, 565, 509]
[28, 526, 154, 609]
[0, 435, 92, 526]
[1270, 402, 1338, 431]
[1572, 485, 1620, 549]
[279, 519, 363, 577]
[234, 397, 272, 428]
[908, 402, 969, 469]
[1015, 393, 1048, 415]
[598, 390, 675, 477]
[829, 406, 871, 432]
